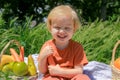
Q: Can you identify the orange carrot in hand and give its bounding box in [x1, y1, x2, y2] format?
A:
[20, 46, 24, 61]
[10, 48, 21, 62]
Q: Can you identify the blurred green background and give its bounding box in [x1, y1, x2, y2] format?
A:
[0, 0, 120, 64]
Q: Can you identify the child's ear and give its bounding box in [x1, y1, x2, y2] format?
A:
[49, 19, 51, 26]
[73, 20, 76, 32]
[47, 19, 52, 31]
[73, 19, 80, 32]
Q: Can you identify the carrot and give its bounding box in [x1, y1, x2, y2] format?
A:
[10, 48, 21, 62]
[19, 46, 24, 61]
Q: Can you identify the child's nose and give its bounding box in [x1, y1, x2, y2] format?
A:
[59, 29, 65, 33]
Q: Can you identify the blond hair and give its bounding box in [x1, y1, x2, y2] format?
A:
[47, 5, 81, 32]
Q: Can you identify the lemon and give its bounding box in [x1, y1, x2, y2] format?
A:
[8, 62, 15, 71]
[13, 62, 28, 76]
[0, 64, 3, 71]
[2, 64, 11, 73]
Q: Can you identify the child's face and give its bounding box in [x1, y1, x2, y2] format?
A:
[50, 15, 74, 44]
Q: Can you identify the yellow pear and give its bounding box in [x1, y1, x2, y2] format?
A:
[28, 54, 37, 76]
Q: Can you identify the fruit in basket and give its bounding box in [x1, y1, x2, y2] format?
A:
[10, 46, 28, 76]
[10, 46, 24, 62]
[19, 46, 24, 61]
[2, 63, 12, 73]
[1, 61, 15, 73]
[0, 64, 3, 70]
[8, 62, 15, 71]
[10, 48, 21, 62]
[0, 55, 14, 66]
[28, 54, 37, 76]
[2, 64, 9, 72]
[114, 58, 120, 70]
[13, 62, 28, 76]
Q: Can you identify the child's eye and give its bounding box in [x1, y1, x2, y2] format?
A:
[65, 27, 71, 31]
[54, 27, 60, 30]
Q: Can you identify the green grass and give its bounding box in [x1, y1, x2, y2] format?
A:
[73, 18, 120, 64]
[0, 23, 51, 56]
[0, 14, 120, 64]
[0, 13, 120, 80]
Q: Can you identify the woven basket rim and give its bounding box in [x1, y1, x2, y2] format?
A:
[110, 40, 120, 80]
[111, 64, 120, 71]
[111, 40, 120, 65]
[0, 40, 21, 62]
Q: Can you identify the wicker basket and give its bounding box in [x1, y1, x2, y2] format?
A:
[0, 40, 38, 80]
[0, 40, 21, 62]
[110, 40, 120, 80]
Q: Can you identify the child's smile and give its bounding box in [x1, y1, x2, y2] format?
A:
[50, 14, 74, 45]
[57, 34, 67, 41]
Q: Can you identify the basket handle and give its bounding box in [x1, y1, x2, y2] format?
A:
[0, 40, 21, 63]
[111, 40, 120, 64]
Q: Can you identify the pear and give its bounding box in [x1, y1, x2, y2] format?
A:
[28, 54, 37, 76]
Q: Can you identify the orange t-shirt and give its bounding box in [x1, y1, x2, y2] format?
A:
[41, 39, 88, 69]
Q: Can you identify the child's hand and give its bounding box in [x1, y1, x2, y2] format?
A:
[48, 64, 62, 76]
[41, 45, 54, 57]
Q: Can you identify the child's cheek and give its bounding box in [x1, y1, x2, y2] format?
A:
[51, 29, 58, 34]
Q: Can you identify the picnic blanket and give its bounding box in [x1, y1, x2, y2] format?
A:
[25, 54, 112, 80]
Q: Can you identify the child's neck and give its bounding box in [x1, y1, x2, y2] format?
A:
[55, 40, 69, 50]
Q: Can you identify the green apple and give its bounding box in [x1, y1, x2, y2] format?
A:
[13, 62, 28, 76]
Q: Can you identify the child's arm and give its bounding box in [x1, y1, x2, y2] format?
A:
[38, 45, 54, 74]
[38, 53, 48, 74]
[48, 64, 83, 78]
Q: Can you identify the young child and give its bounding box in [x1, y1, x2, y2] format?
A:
[38, 5, 90, 80]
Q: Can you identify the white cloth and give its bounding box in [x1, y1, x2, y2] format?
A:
[83, 61, 112, 80]
[25, 54, 112, 80]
